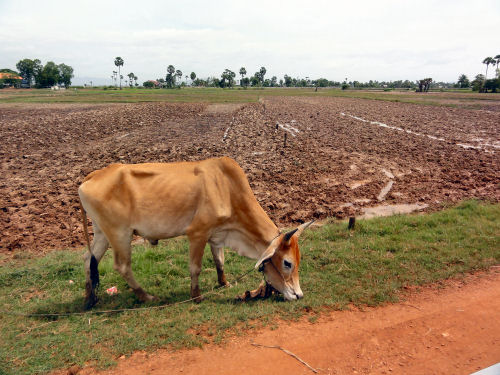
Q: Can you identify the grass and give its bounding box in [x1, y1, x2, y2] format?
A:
[0, 200, 499, 374]
[0, 86, 498, 107]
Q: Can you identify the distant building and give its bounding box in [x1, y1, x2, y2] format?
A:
[0, 72, 23, 87]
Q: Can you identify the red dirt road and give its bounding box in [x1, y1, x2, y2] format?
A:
[76, 270, 500, 375]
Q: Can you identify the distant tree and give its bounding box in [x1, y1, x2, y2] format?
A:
[114, 57, 124, 89]
[58, 63, 74, 88]
[0, 68, 17, 74]
[220, 69, 236, 88]
[143, 80, 154, 88]
[239, 67, 246, 84]
[417, 78, 432, 92]
[238, 77, 248, 88]
[166, 65, 176, 88]
[314, 78, 330, 87]
[259, 67, 266, 85]
[16, 58, 41, 87]
[482, 57, 494, 80]
[193, 78, 206, 87]
[176, 70, 183, 86]
[35, 61, 60, 87]
[190, 72, 196, 82]
[484, 78, 499, 93]
[128, 73, 138, 87]
[471, 74, 485, 92]
[495, 54, 500, 77]
[250, 74, 260, 86]
[157, 78, 166, 88]
[283, 74, 292, 87]
[457, 74, 470, 89]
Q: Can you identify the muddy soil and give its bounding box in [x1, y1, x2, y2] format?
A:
[64, 269, 500, 375]
[1, 97, 499, 253]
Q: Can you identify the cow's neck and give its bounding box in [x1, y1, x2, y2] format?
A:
[219, 204, 279, 260]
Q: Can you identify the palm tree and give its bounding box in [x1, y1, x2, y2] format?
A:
[495, 54, 500, 77]
[482, 57, 494, 80]
[114, 57, 124, 89]
[239, 67, 246, 85]
[176, 70, 182, 86]
[167, 65, 175, 88]
[259, 66, 266, 84]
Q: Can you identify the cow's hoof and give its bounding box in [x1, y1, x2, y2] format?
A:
[134, 288, 156, 302]
[193, 295, 203, 303]
[143, 294, 157, 302]
[216, 281, 231, 289]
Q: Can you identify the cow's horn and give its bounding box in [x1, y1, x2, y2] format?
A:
[283, 228, 298, 243]
[295, 220, 315, 238]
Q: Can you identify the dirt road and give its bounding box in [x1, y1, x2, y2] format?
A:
[75, 270, 500, 375]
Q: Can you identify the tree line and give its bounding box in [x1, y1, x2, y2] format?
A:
[456, 54, 500, 92]
[7, 58, 74, 88]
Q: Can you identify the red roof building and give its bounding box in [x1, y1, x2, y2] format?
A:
[0, 73, 22, 80]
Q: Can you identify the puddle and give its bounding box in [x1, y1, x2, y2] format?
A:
[340, 112, 498, 152]
[276, 122, 300, 137]
[359, 203, 428, 219]
[382, 168, 395, 179]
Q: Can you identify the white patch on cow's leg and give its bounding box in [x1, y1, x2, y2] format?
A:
[188, 237, 207, 303]
[91, 224, 110, 261]
[210, 245, 229, 287]
[110, 232, 155, 302]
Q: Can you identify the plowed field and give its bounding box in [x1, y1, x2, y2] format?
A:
[1, 97, 499, 253]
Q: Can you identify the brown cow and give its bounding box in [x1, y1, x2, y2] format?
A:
[79, 157, 312, 308]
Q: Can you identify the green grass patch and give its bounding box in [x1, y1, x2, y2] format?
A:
[1, 87, 498, 106]
[0, 201, 499, 374]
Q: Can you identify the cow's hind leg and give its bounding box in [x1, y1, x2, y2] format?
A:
[210, 245, 229, 287]
[84, 223, 109, 309]
[109, 231, 155, 302]
[188, 236, 207, 303]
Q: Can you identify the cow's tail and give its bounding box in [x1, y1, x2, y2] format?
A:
[79, 198, 99, 293]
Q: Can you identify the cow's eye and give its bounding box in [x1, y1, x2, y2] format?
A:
[283, 260, 292, 269]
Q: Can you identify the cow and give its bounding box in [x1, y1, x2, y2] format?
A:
[78, 156, 313, 309]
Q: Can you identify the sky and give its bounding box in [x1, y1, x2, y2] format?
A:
[0, 0, 499, 86]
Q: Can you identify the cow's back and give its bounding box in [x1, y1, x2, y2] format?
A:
[78, 157, 257, 238]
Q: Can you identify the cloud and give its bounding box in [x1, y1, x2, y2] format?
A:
[0, 0, 499, 83]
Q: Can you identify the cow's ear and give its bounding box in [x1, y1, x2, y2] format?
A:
[255, 235, 282, 269]
[294, 220, 315, 239]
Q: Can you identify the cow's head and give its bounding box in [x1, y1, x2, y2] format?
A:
[255, 221, 314, 301]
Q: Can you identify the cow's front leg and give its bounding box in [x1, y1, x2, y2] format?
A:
[188, 236, 207, 303]
[210, 245, 229, 287]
